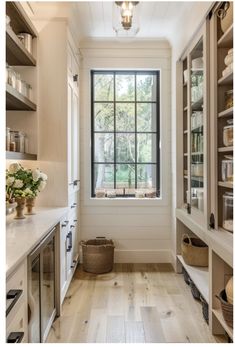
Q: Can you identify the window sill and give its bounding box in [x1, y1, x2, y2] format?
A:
[83, 196, 168, 207]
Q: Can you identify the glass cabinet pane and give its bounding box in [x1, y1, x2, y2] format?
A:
[190, 37, 204, 212]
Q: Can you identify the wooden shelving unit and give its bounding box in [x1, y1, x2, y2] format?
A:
[6, 1, 38, 159]
[6, 84, 36, 111]
[6, 151, 37, 161]
[6, 26, 36, 66]
[218, 72, 233, 86]
[217, 24, 233, 48]
[177, 255, 209, 302]
[218, 107, 233, 118]
[218, 146, 233, 153]
[218, 181, 233, 189]
[213, 309, 233, 340]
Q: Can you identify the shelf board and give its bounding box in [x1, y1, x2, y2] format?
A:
[217, 24, 233, 48]
[218, 72, 233, 86]
[183, 82, 187, 87]
[218, 181, 233, 189]
[192, 97, 203, 111]
[191, 68, 203, 76]
[183, 153, 188, 156]
[218, 146, 233, 153]
[177, 255, 209, 303]
[6, 26, 36, 66]
[6, 151, 37, 161]
[184, 106, 188, 111]
[6, 2, 38, 38]
[6, 84, 36, 111]
[218, 107, 233, 118]
[213, 309, 233, 340]
[184, 175, 188, 179]
[183, 130, 188, 134]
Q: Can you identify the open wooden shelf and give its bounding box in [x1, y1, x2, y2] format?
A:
[218, 107, 233, 118]
[217, 24, 233, 48]
[183, 130, 188, 134]
[218, 181, 233, 189]
[184, 106, 188, 111]
[6, 83, 36, 111]
[6, 2, 37, 38]
[6, 26, 36, 66]
[177, 255, 209, 303]
[218, 146, 233, 153]
[212, 309, 233, 340]
[218, 72, 233, 86]
[6, 151, 37, 161]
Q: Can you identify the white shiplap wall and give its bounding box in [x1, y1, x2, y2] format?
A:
[80, 40, 172, 263]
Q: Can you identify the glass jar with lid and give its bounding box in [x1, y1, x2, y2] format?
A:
[6, 127, 10, 151]
[15, 73, 22, 93]
[8, 67, 16, 88]
[225, 89, 233, 109]
[10, 131, 25, 153]
[222, 156, 233, 182]
[223, 192, 233, 232]
[223, 119, 233, 147]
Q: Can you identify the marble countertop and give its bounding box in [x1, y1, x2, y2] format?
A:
[6, 207, 68, 277]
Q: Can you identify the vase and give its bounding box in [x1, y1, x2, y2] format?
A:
[14, 197, 26, 219]
[25, 197, 36, 215]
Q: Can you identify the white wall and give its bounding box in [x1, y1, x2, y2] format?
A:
[80, 39, 172, 263]
[170, 2, 213, 268]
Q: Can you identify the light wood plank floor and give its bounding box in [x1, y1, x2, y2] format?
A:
[47, 264, 226, 343]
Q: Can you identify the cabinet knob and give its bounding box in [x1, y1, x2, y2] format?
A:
[209, 213, 215, 229]
[74, 219, 78, 222]
[73, 74, 78, 82]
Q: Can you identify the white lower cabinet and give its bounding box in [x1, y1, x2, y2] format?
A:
[60, 196, 80, 305]
[6, 260, 28, 343]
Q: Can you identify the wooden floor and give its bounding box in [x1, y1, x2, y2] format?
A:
[47, 263, 225, 343]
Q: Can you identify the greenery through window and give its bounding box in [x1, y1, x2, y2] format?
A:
[91, 71, 160, 198]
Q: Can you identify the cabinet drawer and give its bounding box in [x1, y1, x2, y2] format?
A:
[6, 303, 27, 343]
[6, 262, 25, 294]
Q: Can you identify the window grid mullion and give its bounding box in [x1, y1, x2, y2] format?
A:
[134, 72, 137, 189]
[114, 72, 116, 190]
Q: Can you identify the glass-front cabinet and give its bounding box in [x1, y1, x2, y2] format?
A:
[181, 22, 208, 224]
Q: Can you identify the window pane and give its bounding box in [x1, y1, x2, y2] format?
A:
[137, 74, 156, 102]
[137, 134, 156, 162]
[94, 74, 114, 101]
[116, 133, 135, 162]
[95, 133, 114, 162]
[94, 164, 114, 189]
[116, 103, 135, 131]
[137, 103, 157, 132]
[137, 164, 157, 188]
[94, 103, 114, 131]
[116, 74, 135, 101]
[116, 164, 135, 188]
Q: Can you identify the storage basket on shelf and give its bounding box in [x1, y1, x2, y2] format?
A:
[80, 237, 115, 274]
[181, 234, 208, 267]
[189, 278, 201, 300]
[216, 289, 233, 328]
[200, 295, 209, 324]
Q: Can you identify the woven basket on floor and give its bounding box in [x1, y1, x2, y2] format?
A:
[181, 234, 208, 267]
[81, 237, 115, 274]
[216, 290, 233, 328]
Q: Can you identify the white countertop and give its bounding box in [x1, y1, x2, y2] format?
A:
[6, 207, 68, 277]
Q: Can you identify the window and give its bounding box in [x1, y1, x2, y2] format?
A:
[91, 70, 160, 198]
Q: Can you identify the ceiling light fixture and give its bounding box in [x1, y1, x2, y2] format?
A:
[113, 1, 140, 37]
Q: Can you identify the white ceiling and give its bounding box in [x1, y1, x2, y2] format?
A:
[72, 1, 194, 40]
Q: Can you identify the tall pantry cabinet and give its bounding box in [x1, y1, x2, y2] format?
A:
[175, 1, 233, 341]
[34, 18, 81, 304]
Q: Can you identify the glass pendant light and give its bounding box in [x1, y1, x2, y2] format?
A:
[112, 1, 140, 37]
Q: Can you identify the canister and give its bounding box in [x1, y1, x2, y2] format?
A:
[222, 158, 233, 182]
[6, 127, 10, 151]
[223, 192, 233, 232]
[10, 131, 25, 152]
[223, 119, 233, 147]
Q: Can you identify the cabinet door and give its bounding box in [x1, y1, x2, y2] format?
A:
[68, 79, 73, 192]
[72, 88, 79, 186]
[188, 21, 209, 224]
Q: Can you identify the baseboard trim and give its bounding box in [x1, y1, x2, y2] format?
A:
[114, 249, 171, 263]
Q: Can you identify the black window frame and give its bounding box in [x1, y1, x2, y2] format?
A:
[91, 70, 160, 198]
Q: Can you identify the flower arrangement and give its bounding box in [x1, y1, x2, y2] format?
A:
[6, 163, 47, 202]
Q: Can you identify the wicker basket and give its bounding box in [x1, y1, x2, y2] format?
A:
[189, 278, 201, 300]
[181, 234, 208, 267]
[200, 295, 209, 324]
[216, 290, 233, 328]
[81, 237, 115, 274]
[182, 267, 190, 285]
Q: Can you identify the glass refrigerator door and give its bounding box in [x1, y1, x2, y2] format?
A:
[189, 36, 204, 213]
[41, 235, 56, 341]
[28, 255, 40, 343]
